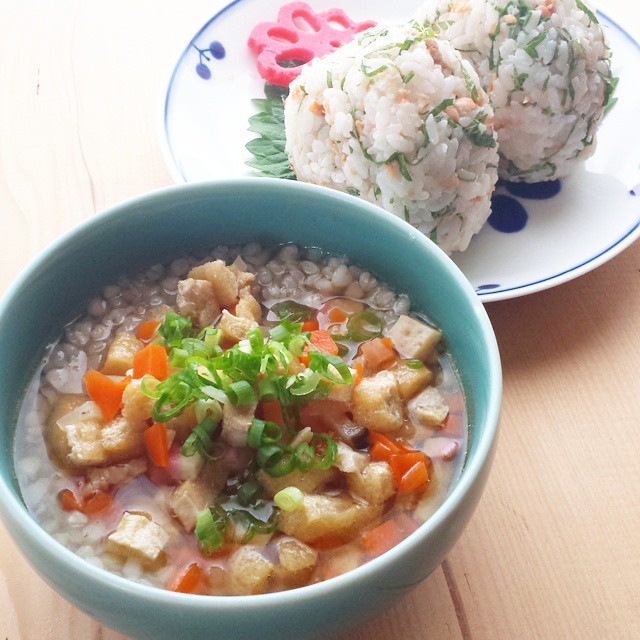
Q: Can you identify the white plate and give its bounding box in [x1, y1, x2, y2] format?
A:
[161, 0, 640, 302]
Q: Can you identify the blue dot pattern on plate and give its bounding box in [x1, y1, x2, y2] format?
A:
[488, 179, 562, 234]
[192, 41, 226, 80]
[501, 179, 562, 200]
[488, 195, 528, 233]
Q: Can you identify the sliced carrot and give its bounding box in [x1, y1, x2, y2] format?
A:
[84, 369, 130, 421]
[144, 422, 169, 467]
[299, 329, 339, 366]
[301, 319, 320, 332]
[136, 320, 161, 341]
[360, 337, 397, 371]
[328, 307, 347, 322]
[58, 489, 83, 512]
[133, 343, 169, 381]
[398, 460, 429, 492]
[369, 432, 401, 461]
[361, 520, 404, 557]
[261, 400, 285, 427]
[389, 451, 428, 487]
[167, 563, 203, 593]
[381, 337, 394, 350]
[83, 491, 113, 515]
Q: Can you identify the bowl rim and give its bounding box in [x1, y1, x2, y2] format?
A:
[0, 178, 501, 609]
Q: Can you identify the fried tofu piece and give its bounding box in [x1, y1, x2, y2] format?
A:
[189, 260, 238, 308]
[352, 370, 404, 433]
[327, 371, 355, 403]
[348, 462, 395, 505]
[46, 395, 87, 465]
[102, 332, 143, 376]
[63, 418, 108, 466]
[277, 538, 318, 575]
[335, 442, 368, 474]
[107, 512, 169, 564]
[387, 315, 442, 361]
[84, 458, 147, 494]
[101, 416, 145, 462]
[218, 310, 257, 344]
[278, 494, 381, 543]
[229, 257, 256, 292]
[393, 362, 433, 400]
[235, 291, 262, 323]
[228, 546, 274, 595]
[169, 479, 215, 532]
[258, 466, 337, 497]
[408, 387, 449, 427]
[176, 278, 220, 328]
[121, 379, 155, 423]
[221, 398, 257, 447]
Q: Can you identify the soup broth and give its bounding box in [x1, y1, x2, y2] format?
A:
[14, 243, 467, 595]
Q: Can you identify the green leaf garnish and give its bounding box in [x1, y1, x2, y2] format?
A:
[246, 98, 296, 180]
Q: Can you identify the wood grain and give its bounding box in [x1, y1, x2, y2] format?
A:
[1, 1, 639, 638]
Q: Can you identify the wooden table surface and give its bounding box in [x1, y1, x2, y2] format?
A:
[1, 1, 639, 638]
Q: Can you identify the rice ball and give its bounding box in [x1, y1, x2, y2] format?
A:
[284, 22, 499, 254]
[415, 0, 615, 182]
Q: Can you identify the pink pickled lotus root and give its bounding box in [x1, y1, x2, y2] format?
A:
[248, 2, 376, 87]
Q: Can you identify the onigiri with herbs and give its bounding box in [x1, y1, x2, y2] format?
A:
[284, 22, 499, 254]
[415, 0, 616, 182]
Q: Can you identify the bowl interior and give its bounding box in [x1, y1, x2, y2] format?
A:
[0, 178, 500, 587]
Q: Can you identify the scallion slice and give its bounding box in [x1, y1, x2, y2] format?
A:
[227, 380, 256, 405]
[346, 310, 383, 342]
[312, 433, 338, 470]
[274, 486, 304, 512]
[270, 300, 316, 322]
[406, 359, 424, 369]
[258, 377, 277, 400]
[195, 506, 227, 555]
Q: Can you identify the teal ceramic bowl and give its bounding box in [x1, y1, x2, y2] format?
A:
[0, 179, 500, 640]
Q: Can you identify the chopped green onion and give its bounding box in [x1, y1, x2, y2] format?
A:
[258, 378, 277, 401]
[289, 370, 322, 396]
[169, 347, 189, 368]
[406, 359, 424, 369]
[236, 480, 262, 507]
[201, 327, 221, 352]
[140, 375, 161, 399]
[274, 486, 304, 512]
[308, 352, 352, 385]
[270, 300, 316, 322]
[227, 380, 256, 405]
[195, 506, 227, 554]
[200, 385, 228, 404]
[248, 418, 282, 449]
[346, 311, 383, 342]
[293, 443, 316, 472]
[181, 416, 222, 460]
[247, 327, 264, 352]
[257, 445, 296, 477]
[312, 434, 338, 470]
[288, 335, 306, 356]
[268, 324, 291, 343]
[194, 398, 222, 424]
[158, 311, 193, 348]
